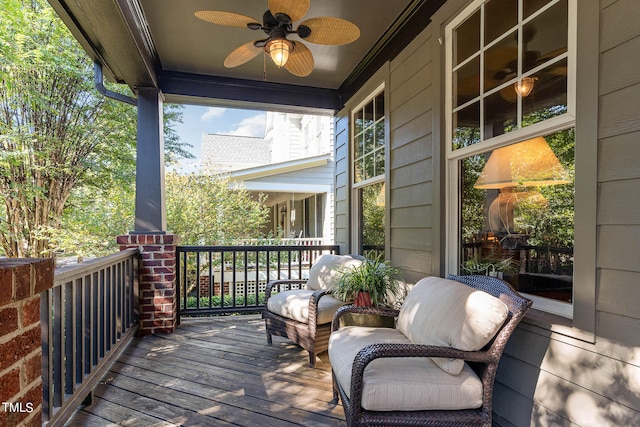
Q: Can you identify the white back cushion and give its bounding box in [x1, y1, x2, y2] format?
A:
[397, 276, 509, 375]
[307, 254, 362, 291]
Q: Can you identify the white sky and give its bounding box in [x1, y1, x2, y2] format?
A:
[170, 105, 267, 173]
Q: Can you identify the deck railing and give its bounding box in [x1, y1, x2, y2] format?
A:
[177, 244, 339, 317]
[42, 248, 140, 426]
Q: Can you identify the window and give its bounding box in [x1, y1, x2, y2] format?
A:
[452, 0, 569, 148]
[352, 87, 386, 259]
[446, 0, 575, 317]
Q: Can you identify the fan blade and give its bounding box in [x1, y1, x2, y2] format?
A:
[299, 17, 360, 45]
[224, 41, 263, 68]
[195, 11, 260, 28]
[285, 41, 314, 77]
[269, 0, 310, 23]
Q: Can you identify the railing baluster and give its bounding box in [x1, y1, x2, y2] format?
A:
[83, 275, 90, 377]
[53, 284, 63, 409]
[43, 249, 140, 426]
[65, 280, 73, 396]
[220, 250, 226, 309]
[208, 251, 213, 309]
[117, 260, 123, 338]
[40, 290, 52, 421]
[243, 250, 248, 308]
[98, 268, 105, 359]
[176, 244, 339, 317]
[195, 252, 201, 309]
[92, 272, 98, 367]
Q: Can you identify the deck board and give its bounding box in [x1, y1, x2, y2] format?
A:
[66, 315, 345, 426]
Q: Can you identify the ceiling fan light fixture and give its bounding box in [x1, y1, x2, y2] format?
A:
[514, 76, 538, 97]
[267, 38, 294, 67]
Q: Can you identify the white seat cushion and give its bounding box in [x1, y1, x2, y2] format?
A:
[396, 276, 509, 375]
[307, 254, 362, 291]
[328, 326, 483, 411]
[267, 289, 347, 325]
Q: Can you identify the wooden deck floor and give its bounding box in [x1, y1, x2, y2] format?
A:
[67, 315, 345, 426]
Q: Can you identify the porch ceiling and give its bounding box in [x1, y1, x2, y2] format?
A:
[47, 0, 446, 113]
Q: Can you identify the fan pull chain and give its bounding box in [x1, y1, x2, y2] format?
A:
[263, 52, 267, 81]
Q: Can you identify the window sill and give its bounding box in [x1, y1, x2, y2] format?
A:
[522, 308, 595, 344]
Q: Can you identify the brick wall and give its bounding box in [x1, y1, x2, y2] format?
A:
[0, 258, 54, 427]
[117, 233, 178, 335]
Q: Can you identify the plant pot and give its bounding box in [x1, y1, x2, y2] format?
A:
[354, 291, 372, 307]
[340, 312, 395, 328]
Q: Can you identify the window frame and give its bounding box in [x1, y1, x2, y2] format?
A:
[444, 0, 579, 318]
[350, 82, 387, 255]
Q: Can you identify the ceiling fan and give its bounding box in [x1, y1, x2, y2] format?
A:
[195, 0, 360, 77]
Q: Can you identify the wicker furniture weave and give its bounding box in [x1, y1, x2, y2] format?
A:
[263, 254, 363, 367]
[329, 274, 533, 427]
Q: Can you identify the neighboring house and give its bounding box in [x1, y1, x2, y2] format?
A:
[201, 113, 335, 243]
[201, 134, 271, 173]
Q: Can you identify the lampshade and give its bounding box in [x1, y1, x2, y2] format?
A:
[474, 136, 570, 189]
[514, 76, 538, 97]
[267, 39, 293, 68]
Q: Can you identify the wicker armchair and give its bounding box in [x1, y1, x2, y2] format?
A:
[263, 254, 363, 367]
[329, 274, 532, 427]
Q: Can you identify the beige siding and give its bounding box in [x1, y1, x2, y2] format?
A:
[494, 0, 640, 425]
[334, 113, 350, 253]
[388, 26, 437, 282]
[596, 0, 640, 339]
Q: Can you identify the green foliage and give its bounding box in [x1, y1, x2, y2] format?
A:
[361, 182, 385, 251]
[166, 173, 270, 245]
[0, 0, 192, 257]
[333, 256, 404, 307]
[37, 185, 135, 258]
[183, 294, 266, 310]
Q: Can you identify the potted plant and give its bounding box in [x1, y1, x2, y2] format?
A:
[461, 257, 519, 279]
[333, 256, 404, 307]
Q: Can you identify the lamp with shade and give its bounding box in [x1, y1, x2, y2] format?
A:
[474, 136, 570, 235]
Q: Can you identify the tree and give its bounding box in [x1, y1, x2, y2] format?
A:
[165, 173, 270, 246]
[0, 0, 192, 257]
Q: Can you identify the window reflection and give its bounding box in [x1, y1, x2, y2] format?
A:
[451, 0, 568, 151]
[484, 90, 517, 138]
[360, 182, 385, 259]
[523, 0, 568, 74]
[484, 32, 518, 92]
[485, 0, 517, 45]
[354, 93, 385, 183]
[453, 102, 480, 149]
[460, 129, 574, 302]
[454, 56, 480, 107]
[524, 0, 554, 19]
[523, 59, 568, 126]
[454, 10, 480, 66]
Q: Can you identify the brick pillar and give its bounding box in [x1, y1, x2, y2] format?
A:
[0, 258, 54, 427]
[117, 233, 178, 336]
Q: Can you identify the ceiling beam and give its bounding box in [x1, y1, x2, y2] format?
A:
[47, 0, 158, 89]
[159, 71, 341, 114]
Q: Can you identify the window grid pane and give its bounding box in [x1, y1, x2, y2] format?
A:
[353, 91, 385, 183]
[451, 0, 568, 151]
